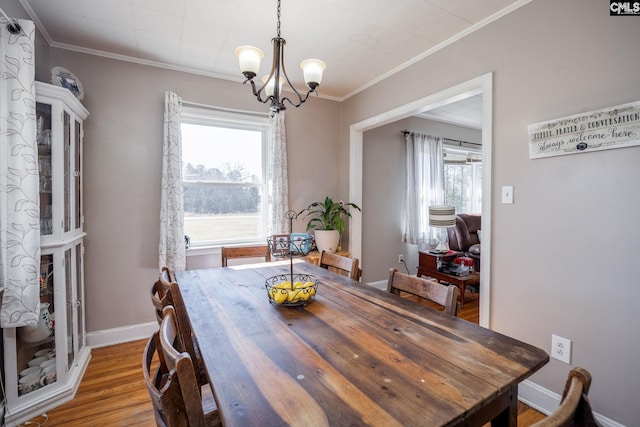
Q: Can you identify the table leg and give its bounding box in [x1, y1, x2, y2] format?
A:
[491, 385, 518, 427]
[463, 385, 517, 426]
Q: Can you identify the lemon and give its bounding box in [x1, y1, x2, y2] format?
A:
[303, 281, 313, 288]
[293, 281, 305, 289]
[287, 289, 301, 302]
[297, 290, 310, 302]
[272, 289, 288, 304]
[274, 281, 291, 289]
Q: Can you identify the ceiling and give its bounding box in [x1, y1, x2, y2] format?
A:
[18, 0, 511, 128]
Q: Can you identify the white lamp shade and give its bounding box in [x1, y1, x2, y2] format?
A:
[261, 75, 285, 96]
[428, 206, 456, 227]
[300, 59, 326, 85]
[235, 46, 264, 74]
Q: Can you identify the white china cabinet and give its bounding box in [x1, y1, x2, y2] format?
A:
[2, 82, 91, 426]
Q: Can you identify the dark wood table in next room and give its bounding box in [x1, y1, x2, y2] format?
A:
[176, 260, 548, 427]
[417, 250, 480, 308]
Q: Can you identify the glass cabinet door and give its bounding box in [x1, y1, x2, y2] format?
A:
[14, 252, 57, 397]
[64, 111, 71, 234]
[75, 242, 85, 353]
[37, 103, 53, 237]
[65, 248, 75, 370]
[74, 120, 82, 232]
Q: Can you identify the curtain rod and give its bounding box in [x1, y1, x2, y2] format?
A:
[182, 99, 270, 118]
[0, 7, 22, 34]
[401, 130, 481, 147]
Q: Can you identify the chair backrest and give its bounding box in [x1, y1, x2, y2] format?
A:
[150, 267, 174, 325]
[168, 282, 209, 387]
[387, 268, 459, 316]
[531, 367, 601, 427]
[221, 245, 271, 267]
[150, 280, 171, 325]
[318, 251, 360, 280]
[158, 306, 208, 426]
[161, 266, 175, 283]
[142, 331, 191, 427]
[151, 269, 175, 325]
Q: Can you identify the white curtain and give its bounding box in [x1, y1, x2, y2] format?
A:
[0, 19, 40, 327]
[158, 91, 186, 272]
[402, 132, 444, 245]
[266, 112, 289, 234]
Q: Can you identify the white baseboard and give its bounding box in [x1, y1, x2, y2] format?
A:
[86, 321, 158, 348]
[519, 379, 625, 427]
[366, 279, 387, 290]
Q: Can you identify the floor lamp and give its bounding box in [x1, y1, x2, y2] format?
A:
[429, 206, 456, 254]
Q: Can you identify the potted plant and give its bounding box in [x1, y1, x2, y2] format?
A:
[298, 196, 361, 253]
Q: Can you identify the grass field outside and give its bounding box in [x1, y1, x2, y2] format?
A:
[184, 214, 262, 243]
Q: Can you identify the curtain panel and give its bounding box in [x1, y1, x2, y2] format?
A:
[159, 91, 186, 272]
[267, 112, 289, 234]
[0, 19, 40, 327]
[402, 132, 444, 245]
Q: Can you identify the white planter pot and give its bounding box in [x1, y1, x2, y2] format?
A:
[314, 230, 340, 254]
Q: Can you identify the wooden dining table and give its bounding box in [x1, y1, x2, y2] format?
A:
[175, 260, 548, 427]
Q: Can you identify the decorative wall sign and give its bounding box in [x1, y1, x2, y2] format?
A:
[528, 100, 640, 159]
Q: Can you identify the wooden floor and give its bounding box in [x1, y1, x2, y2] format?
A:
[27, 288, 546, 426]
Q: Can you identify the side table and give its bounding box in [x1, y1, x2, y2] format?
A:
[417, 250, 479, 308]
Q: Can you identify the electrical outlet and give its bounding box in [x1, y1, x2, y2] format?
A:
[551, 334, 571, 364]
[398, 254, 404, 263]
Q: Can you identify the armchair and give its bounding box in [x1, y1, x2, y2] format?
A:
[447, 213, 481, 271]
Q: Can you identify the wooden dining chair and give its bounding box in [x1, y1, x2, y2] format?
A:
[221, 244, 271, 267]
[144, 331, 194, 427]
[531, 367, 601, 427]
[150, 280, 172, 325]
[150, 267, 175, 325]
[387, 268, 460, 316]
[317, 251, 360, 280]
[168, 282, 209, 387]
[161, 266, 175, 283]
[157, 306, 222, 427]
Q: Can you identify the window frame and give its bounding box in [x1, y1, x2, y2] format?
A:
[443, 145, 482, 214]
[180, 106, 270, 248]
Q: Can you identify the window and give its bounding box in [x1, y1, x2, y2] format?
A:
[444, 146, 482, 214]
[181, 107, 269, 247]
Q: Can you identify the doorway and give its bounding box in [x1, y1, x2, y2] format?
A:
[348, 73, 493, 327]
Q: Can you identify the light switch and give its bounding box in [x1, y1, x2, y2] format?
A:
[501, 185, 514, 204]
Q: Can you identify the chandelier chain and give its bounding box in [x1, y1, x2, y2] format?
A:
[276, 0, 281, 37]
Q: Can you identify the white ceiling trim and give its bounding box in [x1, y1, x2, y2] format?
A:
[339, 0, 534, 101]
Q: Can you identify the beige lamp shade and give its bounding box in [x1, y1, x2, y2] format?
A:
[261, 75, 285, 96]
[300, 59, 326, 85]
[235, 46, 264, 75]
[428, 206, 456, 227]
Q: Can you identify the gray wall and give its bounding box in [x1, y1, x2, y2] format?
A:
[46, 49, 340, 333]
[341, 0, 640, 424]
[362, 117, 481, 283]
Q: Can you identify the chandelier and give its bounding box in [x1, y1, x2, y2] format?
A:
[235, 0, 326, 113]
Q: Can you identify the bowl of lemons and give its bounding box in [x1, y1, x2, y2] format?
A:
[265, 274, 319, 306]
